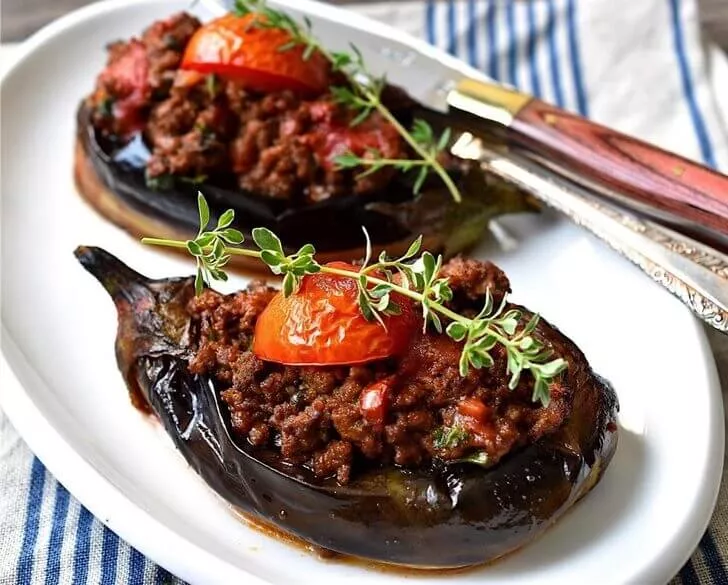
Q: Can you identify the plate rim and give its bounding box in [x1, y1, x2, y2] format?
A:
[0, 0, 724, 583]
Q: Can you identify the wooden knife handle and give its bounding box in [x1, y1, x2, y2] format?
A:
[509, 99, 728, 236]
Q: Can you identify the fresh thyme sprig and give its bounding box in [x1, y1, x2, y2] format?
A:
[141, 194, 567, 406]
[232, 0, 462, 202]
[184, 195, 244, 293]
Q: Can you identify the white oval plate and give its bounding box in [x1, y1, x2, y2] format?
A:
[0, 1, 724, 583]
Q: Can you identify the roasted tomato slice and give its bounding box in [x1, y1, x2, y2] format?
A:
[181, 13, 331, 95]
[253, 262, 420, 365]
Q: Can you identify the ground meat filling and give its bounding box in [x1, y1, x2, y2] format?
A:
[89, 12, 201, 138]
[87, 12, 408, 202]
[187, 258, 571, 485]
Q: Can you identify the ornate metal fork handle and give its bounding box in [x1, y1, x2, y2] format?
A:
[451, 133, 728, 333]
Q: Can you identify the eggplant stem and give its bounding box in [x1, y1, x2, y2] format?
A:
[74, 245, 150, 297]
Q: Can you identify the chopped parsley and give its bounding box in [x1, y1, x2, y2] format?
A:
[432, 425, 469, 450]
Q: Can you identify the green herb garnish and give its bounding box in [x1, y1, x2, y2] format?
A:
[142, 194, 567, 406]
[433, 425, 469, 450]
[232, 0, 461, 202]
[180, 174, 209, 185]
[455, 451, 490, 467]
[194, 122, 217, 148]
[144, 171, 175, 191]
[205, 74, 219, 99]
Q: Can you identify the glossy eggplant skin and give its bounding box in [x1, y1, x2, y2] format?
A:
[76, 246, 619, 568]
[74, 104, 537, 267]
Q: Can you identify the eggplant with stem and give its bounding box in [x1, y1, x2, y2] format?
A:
[75, 245, 618, 568]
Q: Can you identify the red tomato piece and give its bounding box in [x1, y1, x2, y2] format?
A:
[96, 39, 150, 136]
[300, 102, 403, 172]
[181, 13, 330, 95]
[457, 397, 491, 422]
[359, 377, 394, 425]
[252, 262, 420, 365]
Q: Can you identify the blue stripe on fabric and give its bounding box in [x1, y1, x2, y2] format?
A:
[505, 1, 518, 88]
[447, 0, 457, 56]
[544, 0, 565, 107]
[73, 506, 95, 584]
[565, 0, 588, 115]
[155, 565, 175, 584]
[485, 1, 499, 80]
[128, 548, 147, 585]
[44, 482, 71, 585]
[425, 0, 436, 47]
[526, 0, 542, 98]
[466, 0, 478, 68]
[16, 457, 47, 585]
[668, 0, 717, 168]
[100, 528, 120, 585]
[698, 531, 728, 584]
[678, 558, 701, 585]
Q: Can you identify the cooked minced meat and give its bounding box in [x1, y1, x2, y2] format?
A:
[89, 12, 201, 138]
[86, 12, 408, 203]
[186, 258, 571, 485]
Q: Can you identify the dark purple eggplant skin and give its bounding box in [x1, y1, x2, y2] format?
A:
[75, 246, 619, 569]
[75, 103, 537, 264]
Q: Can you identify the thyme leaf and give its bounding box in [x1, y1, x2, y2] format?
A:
[141, 193, 567, 406]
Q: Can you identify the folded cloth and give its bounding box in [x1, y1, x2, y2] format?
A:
[1, 0, 727, 583]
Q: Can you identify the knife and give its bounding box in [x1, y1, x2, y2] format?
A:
[450, 131, 728, 332]
[447, 80, 728, 250]
[200, 0, 728, 331]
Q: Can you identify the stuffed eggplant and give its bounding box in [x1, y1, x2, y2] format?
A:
[75, 244, 618, 568]
[75, 10, 535, 268]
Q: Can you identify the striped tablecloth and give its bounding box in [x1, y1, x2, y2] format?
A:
[2, 0, 728, 583]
